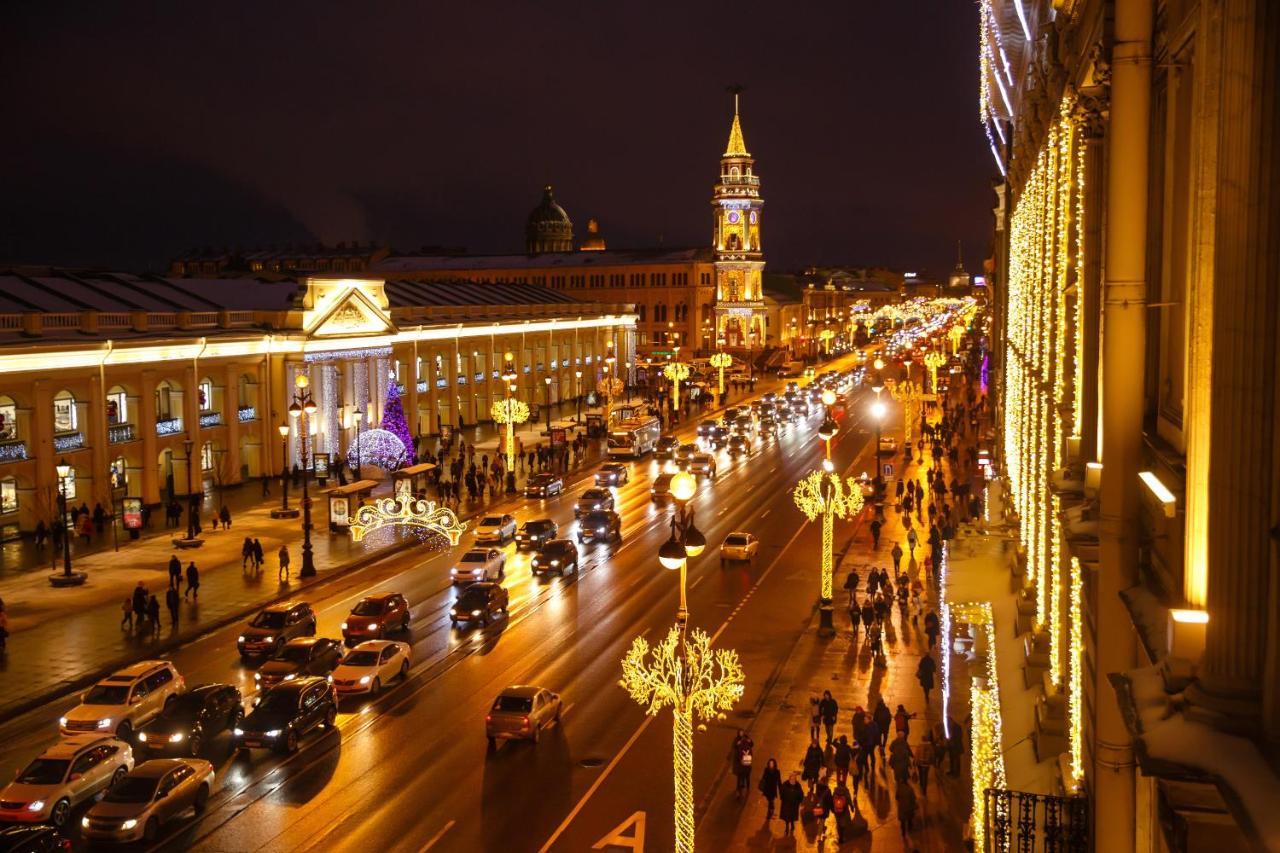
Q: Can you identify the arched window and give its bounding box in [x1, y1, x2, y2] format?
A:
[201, 441, 215, 472]
[198, 378, 213, 412]
[106, 385, 129, 425]
[53, 390, 77, 433]
[0, 395, 17, 441]
[109, 457, 128, 491]
[156, 381, 176, 420]
[0, 476, 16, 514]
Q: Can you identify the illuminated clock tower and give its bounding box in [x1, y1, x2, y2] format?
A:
[712, 94, 766, 350]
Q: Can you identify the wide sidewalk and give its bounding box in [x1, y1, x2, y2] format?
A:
[0, 371, 805, 721]
[699, 395, 974, 851]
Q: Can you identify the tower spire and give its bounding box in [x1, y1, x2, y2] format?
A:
[724, 85, 748, 157]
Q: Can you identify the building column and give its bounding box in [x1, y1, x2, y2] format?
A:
[224, 363, 242, 485]
[1094, 0, 1152, 846]
[182, 364, 202, 496]
[138, 371, 159, 506]
[87, 371, 109, 508]
[1185, 0, 1280, 742]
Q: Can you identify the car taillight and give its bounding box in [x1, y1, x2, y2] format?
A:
[522, 716, 530, 728]
[486, 715, 492, 722]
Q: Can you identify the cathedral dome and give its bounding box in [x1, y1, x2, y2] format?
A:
[526, 185, 574, 254]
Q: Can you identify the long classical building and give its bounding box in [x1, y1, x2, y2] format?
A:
[0, 271, 633, 536]
[974, 0, 1280, 849]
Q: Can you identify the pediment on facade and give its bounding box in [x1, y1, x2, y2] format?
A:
[307, 286, 394, 338]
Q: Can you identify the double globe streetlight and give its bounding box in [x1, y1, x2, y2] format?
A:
[287, 374, 318, 578]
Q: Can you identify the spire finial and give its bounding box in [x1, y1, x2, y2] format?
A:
[724, 85, 749, 157]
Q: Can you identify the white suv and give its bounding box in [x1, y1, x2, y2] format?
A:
[0, 735, 134, 828]
[60, 661, 185, 741]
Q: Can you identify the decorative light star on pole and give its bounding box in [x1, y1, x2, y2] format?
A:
[924, 350, 947, 395]
[709, 352, 732, 401]
[619, 625, 744, 853]
[793, 466, 864, 616]
[664, 361, 690, 411]
[890, 377, 922, 446]
[490, 397, 529, 471]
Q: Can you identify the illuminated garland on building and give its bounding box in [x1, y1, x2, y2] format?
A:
[1068, 556, 1085, 787]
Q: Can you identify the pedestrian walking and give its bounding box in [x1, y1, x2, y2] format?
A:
[758, 758, 781, 819]
[843, 568, 859, 607]
[888, 731, 913, 784]
[891, 541, 904, 571]
[873, 698, 892, 756]
[917, 654, 937, 704]
[778, 774, 803, 835]
[811, 781, 833, 844]
[278, 545, 291, 581]
[184, 562, 200, 599]
[916, 733, 936, 797]
[924, 609, 940, 650]
[831, 781, 856, 842]
[168, 554, 182, 589]
[219, 505, 231, 529]
[808, 697, 822, 743]
[801, 739, 824, 795]
[869, 517, 881, 549]
[166, 586, 180, 628]
[132, 582, 148, 625]
[120, 595, 134, 629]
[730, 730, 754, 800]
[947, 717, 964, 774]
[819, 690, 839, 745]
[833, 736, 853, 786]
[896, 780, 918, 842]
[241, 537, 254, 569]
[147, 595, 161, 636]
[252, 538, 265, 570]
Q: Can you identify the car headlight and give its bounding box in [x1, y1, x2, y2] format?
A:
[26, 800, 44, 812]
[592, 504, 600, 509]
[97, 718, 112, 729]
[263, 636, 274, 644]
[283, 674, 296, 681]
[254, 672, 262, 681]
[138, 732, 149, 742]
[264, 729, 282, 738]
[597, 528, 606, 534]
[238, 635, 246, 642]
[359, 676, 371, 685]
[59, 716, 68, 727]
[340, 622, 348, 630]
[450, 568, 459, 575]
[368, 622, 378, 630]
[233, 727, 244, 736]
[550, 560, 559, 566]
[450, 608, 457, 615]
[472, 569, 482, 575]
[169, 733, 184, 743]
[471, 609, 481, 616]
[121, 819, 138, 830]
[82, 817, 91, 828]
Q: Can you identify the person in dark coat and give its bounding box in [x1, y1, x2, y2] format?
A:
[896, 780, 918, 842]
[924, 610, 940, 649]
[818, 690, 839, 745]
[833, 735, 853, 786]
[252, 538, 265, 570]
[184, 562, 200, 599]
[917, 654, 937, 704]
[812, 782, 834, 844]
[730, 730, 754, 800]
[146, 595, 161, 636]
[168, 554, 182, 589]
[831, 781, 855, 843]
[757, 758, 781, 819]
[801, 739, 824, 795]
[131, 582, 148, 625]
[165, 586, 180, 628]
[241, 537, 254, 569]
[873, 698, 892, 756]
[778, 774, 804, 835]
[219, 505, 231, 529]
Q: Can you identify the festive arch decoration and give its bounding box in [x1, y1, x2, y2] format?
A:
[347, 428, 407, 472]
[348, 496, 466, 544]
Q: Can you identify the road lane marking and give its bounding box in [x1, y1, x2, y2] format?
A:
[418, 819, 457, 852]
[689, 574, 705, 590]
[760, 509, 771, 518]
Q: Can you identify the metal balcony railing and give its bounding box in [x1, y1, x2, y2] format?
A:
[984, 788, 1089, 853]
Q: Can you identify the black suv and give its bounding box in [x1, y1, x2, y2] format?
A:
[255, 637, 343, 689]
[237, 601, 316, 661]
[235, 678, 337, 755]
[575, 488, 615, 518]
[515, 519, 558, 550]
[531, 539, 579, 576]
[450, 583, 510, 627]
[655, 436, 680, 461]
[578, 510, 622, 545]
[137, 683, 243, 757]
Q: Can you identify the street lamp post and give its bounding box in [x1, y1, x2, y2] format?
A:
[621, 469, 742, 853]
[181, 438, 197, 542]
[574, 370, 583, 424]
[288, 374, 318, 577]
[543, 376, 552, 432]
[494, 353, 528, 494]
[270, 424, 299, 519]
[56, 459, 72, 577]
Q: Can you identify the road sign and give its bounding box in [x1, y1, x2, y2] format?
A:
[883, 462, 894, 478]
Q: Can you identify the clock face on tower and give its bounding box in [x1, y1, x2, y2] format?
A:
[727, 210, 741, 225]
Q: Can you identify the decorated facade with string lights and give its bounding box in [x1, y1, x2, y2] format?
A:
[0, 272, 633, 538]
[973, 0, 1280, 850]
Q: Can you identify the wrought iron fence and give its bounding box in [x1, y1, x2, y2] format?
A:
[984, 788, 1089, 853]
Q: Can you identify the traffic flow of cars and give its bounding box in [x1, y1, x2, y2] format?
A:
[1, 359, 868, 850]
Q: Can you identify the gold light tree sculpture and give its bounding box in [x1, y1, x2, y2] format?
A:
[597, 375, 624, 422]
[793, 466, 864, 604]
[709, 352, 733, 400]
[818, 328, 835, 355]
[924, 350, 948, 395]
[490, 397, 529, 471]
[890, 377, 922, 446]
[664, 361, 691, 411]
[620, 625, 745, 853]
[949, 322, 966, 355]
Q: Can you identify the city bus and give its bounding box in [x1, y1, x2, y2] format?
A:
[608, 415, 662, 458]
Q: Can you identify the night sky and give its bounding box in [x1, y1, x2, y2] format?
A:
[0, 2, 992, 276]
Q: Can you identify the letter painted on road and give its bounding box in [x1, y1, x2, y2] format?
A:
[592, 811, 645, 850]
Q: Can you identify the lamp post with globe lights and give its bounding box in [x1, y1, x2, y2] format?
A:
[574, 369, 583, 424]
[818, 389, 839, 459]
[270, 423, 298, 519]
[542, 376, 552, 432]
[619, 469, 744, 853]
[47, 458, 88, 586]
[287, 374, 318, 577]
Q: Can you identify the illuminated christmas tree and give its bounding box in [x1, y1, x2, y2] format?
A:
[382, 378, 414, 463]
